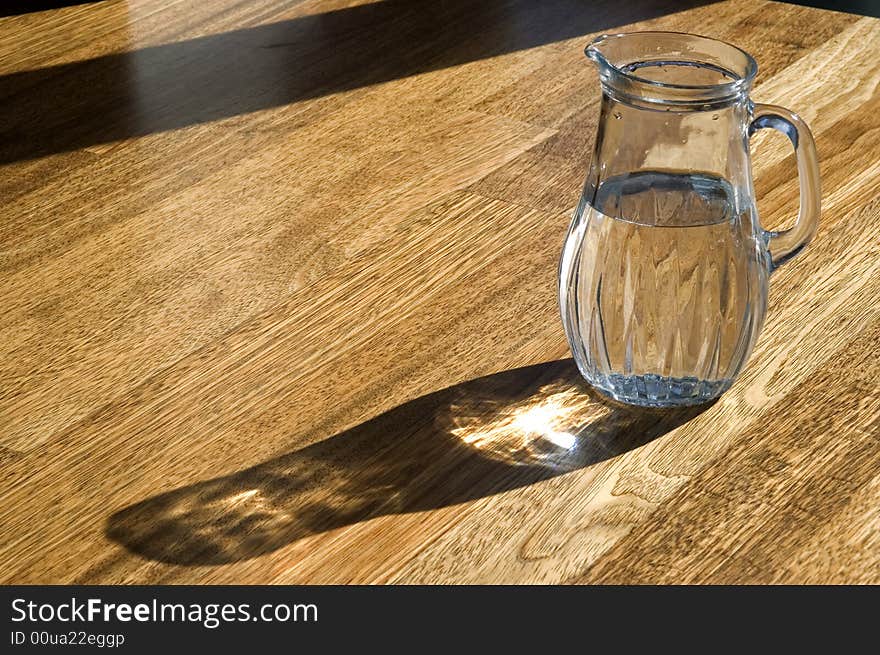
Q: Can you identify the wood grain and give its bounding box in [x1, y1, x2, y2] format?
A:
[0, 0, 877, 584]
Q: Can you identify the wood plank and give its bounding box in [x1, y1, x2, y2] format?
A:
[0, 105, 551, 452]
[0, 191, 570, 582]
[579, 319, 880, 584]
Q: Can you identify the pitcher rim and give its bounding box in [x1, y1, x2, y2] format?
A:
[586, 31, 758, 95]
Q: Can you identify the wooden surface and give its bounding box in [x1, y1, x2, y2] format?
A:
[1, 0, 878, 584]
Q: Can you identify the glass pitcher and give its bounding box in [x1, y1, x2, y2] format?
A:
[559, 32, 820, 407]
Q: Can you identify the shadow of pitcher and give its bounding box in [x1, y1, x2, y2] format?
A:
[106, 359, 712, 565]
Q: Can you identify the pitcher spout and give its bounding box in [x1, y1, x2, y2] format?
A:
[584, 34, 610, 68]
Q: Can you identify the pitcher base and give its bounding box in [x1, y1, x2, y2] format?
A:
[588, 373, 730, 408]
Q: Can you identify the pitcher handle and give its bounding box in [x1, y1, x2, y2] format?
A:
[749, 103, 821, 272]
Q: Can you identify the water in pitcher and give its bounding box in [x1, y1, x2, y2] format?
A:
[559, 170, 768, 406]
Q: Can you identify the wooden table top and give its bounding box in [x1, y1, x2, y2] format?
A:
[1, 0, 878, 584]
